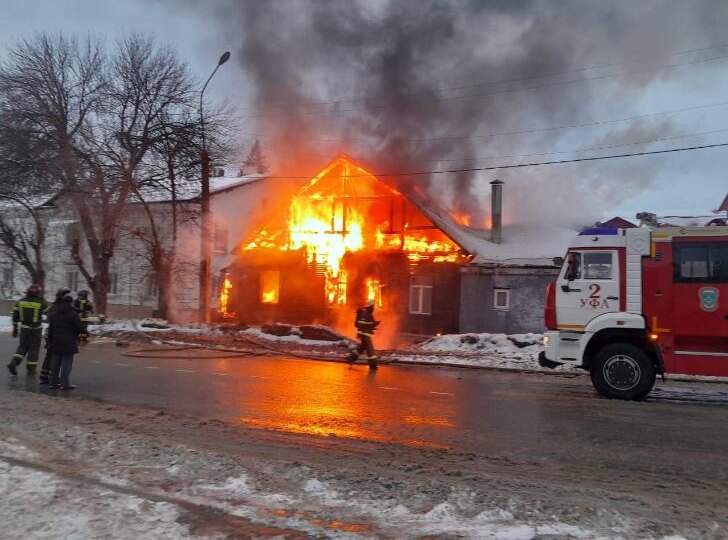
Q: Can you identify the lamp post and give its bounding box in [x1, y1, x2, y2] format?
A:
[199, 51, 230, 324]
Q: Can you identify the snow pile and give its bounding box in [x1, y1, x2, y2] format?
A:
[243, 326, 349, 347]
[420, 332, 543, 357]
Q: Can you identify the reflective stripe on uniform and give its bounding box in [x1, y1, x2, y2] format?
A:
[20, 324, 42, 330]
[18, 300, 42, 324]
[357, 331, 373, 337]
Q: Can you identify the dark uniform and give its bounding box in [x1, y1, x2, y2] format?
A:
[8, 285, 49, 376]
[40, 288, 71, 384]
[72, 290, 93, 343]
[348, 302, 380, 369]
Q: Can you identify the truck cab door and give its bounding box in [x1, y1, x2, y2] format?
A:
[556, 249, 621, 330]
[671, 240, 728, 375]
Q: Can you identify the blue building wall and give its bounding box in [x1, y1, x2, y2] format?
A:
[458, 266, 559, 334]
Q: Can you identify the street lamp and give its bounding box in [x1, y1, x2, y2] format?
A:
[199, 51, 230, 324]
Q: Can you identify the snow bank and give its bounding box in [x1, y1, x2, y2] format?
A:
[0, 316, 12, 332]
[420, 332, 543, 358]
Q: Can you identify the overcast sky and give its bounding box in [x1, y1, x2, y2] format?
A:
[1, 0, 727, 224]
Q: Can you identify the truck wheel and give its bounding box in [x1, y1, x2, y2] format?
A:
[589, 343, 655, 401]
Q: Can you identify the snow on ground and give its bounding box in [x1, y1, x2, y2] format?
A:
[0, 315, 11, 332]
[242, 326, 348, 347]
[0, 450, 201, 540]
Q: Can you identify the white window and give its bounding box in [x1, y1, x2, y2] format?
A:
[1, 267, 13, 289]
[493, 288, 510, 310]
[66, 270, 79, 292]
[146, 275, 159, 298]
[110, 273, 119, 295]
[409, 276, 433, 315]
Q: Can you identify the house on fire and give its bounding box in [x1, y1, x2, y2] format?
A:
[219, 154, 574, 336]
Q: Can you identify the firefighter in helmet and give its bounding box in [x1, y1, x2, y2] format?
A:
[39, 287, 71, 384]
[7, 284, 49, 376]
[73, 290, 93, 343]
[348, 299, 381, 369]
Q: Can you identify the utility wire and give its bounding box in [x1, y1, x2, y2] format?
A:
[239, 98, 728, 145]
[259, 141, 728, 179]
[250, 42, 728, 112]
[248, 51, 728, 119]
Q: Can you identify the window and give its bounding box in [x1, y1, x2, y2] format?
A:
[673, 243, 728, 283]
[110, 273, 119, 295]
[493, 288, 510, 310]
[565, 252, 613, 280]
[66, 270, 79, 292]
[146, 276, 159, 298]
[409, 276, 433, 315]
[1, 267, 13, 289]
[213, 227, 229, 253]
[260, 270, 280, 304]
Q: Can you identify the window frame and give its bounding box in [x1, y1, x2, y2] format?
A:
[409, 276, 433, 315]
[673, 242, 728, 283]
[493, 288, 511, 311]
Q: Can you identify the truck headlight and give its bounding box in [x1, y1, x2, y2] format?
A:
[542, 335, 549, 347]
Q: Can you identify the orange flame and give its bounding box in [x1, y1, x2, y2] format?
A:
[260, 270, 280, 304]
[219, 275, 234, 317]
[365, 277, 382, 308]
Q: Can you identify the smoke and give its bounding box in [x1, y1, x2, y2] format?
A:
[195, 0, 728, 228]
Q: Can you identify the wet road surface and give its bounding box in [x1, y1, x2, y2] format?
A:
[2, 334, 728, 462]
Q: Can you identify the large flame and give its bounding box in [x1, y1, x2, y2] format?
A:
[239, 156, 463, 309]
[219, 274, 234, 317]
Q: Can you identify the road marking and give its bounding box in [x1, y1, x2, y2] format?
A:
[380, 387, 400, 391]
[211, 372, 230, 377]
[176, 369, 194, 373]
[114, 363, 129, 367]
[245, 375, 266, 379]
[429, 391, 454, 396]
[144, 366, 159, 370]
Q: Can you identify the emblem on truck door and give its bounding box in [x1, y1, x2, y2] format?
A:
[699, 287, 719, 312]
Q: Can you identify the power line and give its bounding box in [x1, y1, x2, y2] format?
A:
[248, 51, 728, 119]
[260, 141, 728, 179]
[250, 42, 728, 113]
[239, 99, 728, 145]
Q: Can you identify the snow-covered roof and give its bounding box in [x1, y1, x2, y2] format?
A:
[132, 174, 265, 204]
[0, 193, 56, 209]
[445, 224, 576, 266]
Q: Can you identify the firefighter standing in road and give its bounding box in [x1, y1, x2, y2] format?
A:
[7, 285, 49, 376]
[348, 300, 380, 369]
[39, 288, 71, 384]
[73, 290, 93, 343]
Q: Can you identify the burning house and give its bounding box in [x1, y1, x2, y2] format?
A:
[221, 154, 467, 336]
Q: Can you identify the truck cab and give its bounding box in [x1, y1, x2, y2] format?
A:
[540, 226, 728, 400]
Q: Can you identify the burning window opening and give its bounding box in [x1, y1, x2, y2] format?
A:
[260, 270, 280, 304]
[365, 277, 383, 309]
[219, 274, 235, 317]
[237, 155, 464, 311]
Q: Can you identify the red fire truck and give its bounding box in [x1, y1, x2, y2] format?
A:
[539, 225, 728, 400]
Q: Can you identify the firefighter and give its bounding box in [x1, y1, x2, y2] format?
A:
[7, 284, 49, 377]
[347, 300, 380, 369]
[39, 287, 71, 384]
[73, 290, 94, 343]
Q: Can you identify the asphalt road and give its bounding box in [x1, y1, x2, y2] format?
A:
[2, 333, 728, 461]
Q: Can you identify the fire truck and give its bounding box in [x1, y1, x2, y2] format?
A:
[538, 225, 728, 400]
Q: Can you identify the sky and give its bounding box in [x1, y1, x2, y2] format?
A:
[1, 0, 727, 227]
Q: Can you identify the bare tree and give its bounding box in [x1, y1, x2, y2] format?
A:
[0, 193, 49, 290]
[241, 139, 268, 175]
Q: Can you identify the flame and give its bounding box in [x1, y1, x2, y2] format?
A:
[365, 277, 382, 308]
[241, 157, 464, 308]
[260, 270, 280, 304]
[451, 211, 471, 227]
[219, 275, 234, 317]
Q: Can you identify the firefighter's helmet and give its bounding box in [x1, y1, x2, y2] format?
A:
[55, 287, 71, 299]
[364, 299, 375, 308]
[78, 290, 89, 299]
[26, 284, 42, 297]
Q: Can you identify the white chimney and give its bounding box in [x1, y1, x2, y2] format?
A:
[490, 179, 504, 244]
